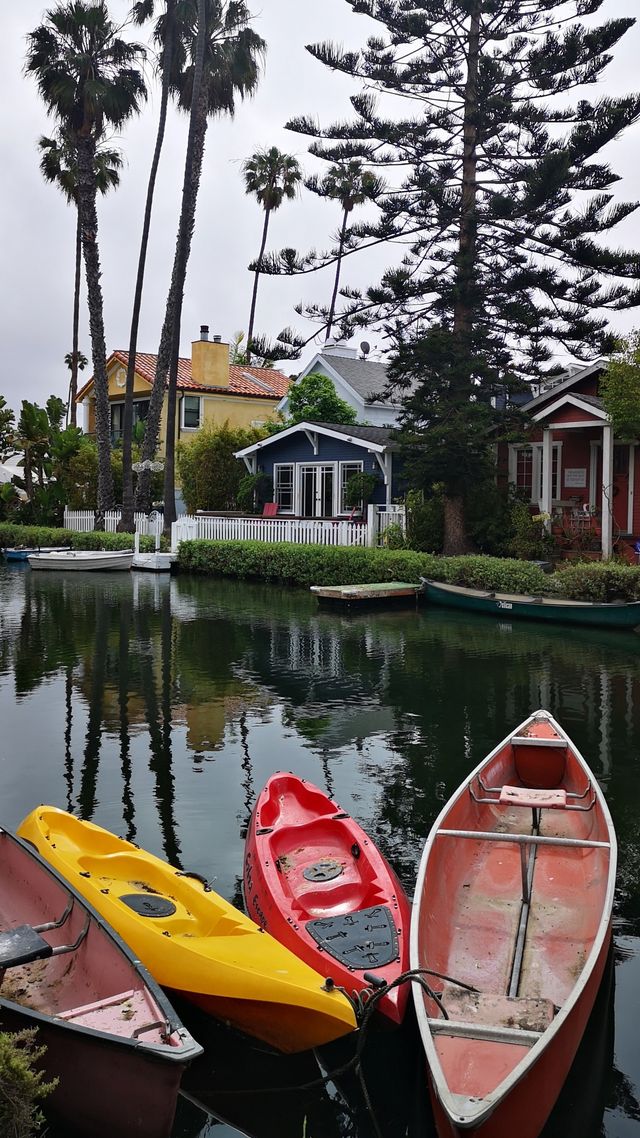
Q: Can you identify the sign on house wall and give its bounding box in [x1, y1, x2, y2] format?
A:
[564, 468, 587, 488]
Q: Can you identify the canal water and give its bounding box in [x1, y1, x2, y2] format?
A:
[0, 563, 638, 1137]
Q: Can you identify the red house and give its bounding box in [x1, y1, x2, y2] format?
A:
[505, 360, 637, 560]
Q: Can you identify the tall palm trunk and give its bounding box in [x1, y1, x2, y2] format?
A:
[246, 202, 271, 364]
[76, 133, 114, 527]
[69, 209, 81, 427]
[444, 0, 481, 556]
[138, 0, 208, 525]
[326, 207, 349, 341]
[120, 0, 177, 533]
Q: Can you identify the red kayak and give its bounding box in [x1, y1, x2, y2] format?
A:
[244, 773, 411, 1025]
[410, 709, 616, 1138]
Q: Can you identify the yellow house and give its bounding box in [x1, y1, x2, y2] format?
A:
[75, 326, 290, 451]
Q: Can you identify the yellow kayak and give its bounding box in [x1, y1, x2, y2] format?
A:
[18, 806, 357, 1053]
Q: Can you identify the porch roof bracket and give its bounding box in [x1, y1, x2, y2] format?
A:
[372, 449, 390, 485]
[304, 429, 319, 455]
[241, 455, 256, 474]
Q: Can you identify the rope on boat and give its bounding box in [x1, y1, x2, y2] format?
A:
[209, 964, 476, 1138]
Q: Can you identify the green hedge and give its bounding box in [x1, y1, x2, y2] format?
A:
[177, 541, 555, 593]
[0, 523, 157, 553]
[552, 561, 640, 602]
[178, 539, 440, 586]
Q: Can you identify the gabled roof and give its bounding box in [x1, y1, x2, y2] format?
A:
[76, 351, 290, 402]
[523, 359, 607, 411]
[279, 347, 407, 415]
[532, 391, 608, 424]
[234, 420, 400, 458]
[321, 355, 394, 403]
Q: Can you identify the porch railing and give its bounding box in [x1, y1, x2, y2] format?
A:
[171, 514, 371, 549]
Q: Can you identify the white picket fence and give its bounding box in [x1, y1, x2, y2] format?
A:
[63, 504, 406, 550]
[63, 508, 163, 536]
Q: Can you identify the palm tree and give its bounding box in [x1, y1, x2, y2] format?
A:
[135, 0, 265, 523]
[38, 131, 122, 428]
[119, 0, 178, 534]
[26, 1, 146, 527]
[242, 147, 301, 364]
[308, 160, 384, 341]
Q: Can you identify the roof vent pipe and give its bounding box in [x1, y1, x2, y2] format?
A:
[200, 325, 209, 341]
[213, 334, 222, 343]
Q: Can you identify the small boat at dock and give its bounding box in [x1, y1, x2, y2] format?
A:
[27, 549, 134, 571]
[3, 546, 71, 562]
[18, 806, 357, 1053]
[0, 824, 201, 1138]
[410, 709, 616, 1138]
[245, 773, 412, 1026]
[422, 578, 640, 629]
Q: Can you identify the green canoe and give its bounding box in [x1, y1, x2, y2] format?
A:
[422, 579, 640, 630]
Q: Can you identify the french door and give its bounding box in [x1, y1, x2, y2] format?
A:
[300, 464, 335, 517]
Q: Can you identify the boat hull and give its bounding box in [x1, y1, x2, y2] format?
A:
[410, 710, 616, 1138]
[244, 773, 411, 1025]
[0, 999, 186, 1138]
[0, 828, 200, 1138]
[423, 579, 640, 628]
[18, 807, 357, 1053]
[428, 924, 611, 1138]
[27, 550, 133, 571]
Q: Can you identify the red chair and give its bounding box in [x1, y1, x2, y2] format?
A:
[262, 502, 278, 518]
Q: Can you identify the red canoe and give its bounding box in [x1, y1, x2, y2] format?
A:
[410, 710, 616, 1138]
[244, 773, 411, 1025]
[0, 826, 201, 1138]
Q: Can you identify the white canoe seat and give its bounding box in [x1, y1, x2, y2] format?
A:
[499, 785, 567, 810]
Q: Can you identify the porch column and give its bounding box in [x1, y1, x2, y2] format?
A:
[601, 423, 614, 560]
[541, 427, 552, 528]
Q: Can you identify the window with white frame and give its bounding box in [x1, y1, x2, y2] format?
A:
[339, 461, 364, 513]
[274, 464, 294, 512]
[509, 444, 561, 503]
[182, 395, 201, 429]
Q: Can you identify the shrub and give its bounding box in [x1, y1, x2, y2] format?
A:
[176, 423, 267, 514]
[435, 555, 550, 595]
[0, 1028, 57, 1138]
[236, 472, 273, 514]
[506, 499, 555, 561]
[405, 488, 444, 552]
[552, 561, 640, 602]
[0, 523, 158, 552]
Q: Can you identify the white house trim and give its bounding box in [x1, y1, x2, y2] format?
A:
[303, 429, 319, 455]
[532, 393, 608, 424]
[235, 421, 390, 458]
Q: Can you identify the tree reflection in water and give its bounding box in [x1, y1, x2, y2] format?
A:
[2, 569, 640, 1138]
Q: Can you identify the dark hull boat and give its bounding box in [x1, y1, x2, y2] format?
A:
[422, 578, 640, 629]
[0, 826, 201, 1138]
[245, 773, 412, 1026]
[410, 710, 616, 1138]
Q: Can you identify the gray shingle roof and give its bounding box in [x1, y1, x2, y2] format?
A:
[321, 355, 395, 403]
[306, 421, 400, 448]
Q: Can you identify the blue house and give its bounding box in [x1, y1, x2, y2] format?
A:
[234, 421, 404, 517]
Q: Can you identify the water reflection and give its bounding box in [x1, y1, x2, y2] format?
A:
[0, 566, 639, 1136]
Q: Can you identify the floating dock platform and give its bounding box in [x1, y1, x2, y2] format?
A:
[310, 581, 423, 607]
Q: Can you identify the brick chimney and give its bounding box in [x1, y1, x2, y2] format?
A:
[191, 326, 230, 387]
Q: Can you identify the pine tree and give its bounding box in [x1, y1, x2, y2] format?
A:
[286, 0, 640, 552]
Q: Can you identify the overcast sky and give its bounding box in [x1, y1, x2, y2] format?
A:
[1, 0, 640, 415]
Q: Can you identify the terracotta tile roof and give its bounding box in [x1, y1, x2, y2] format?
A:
[76, 351, 290, 402]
